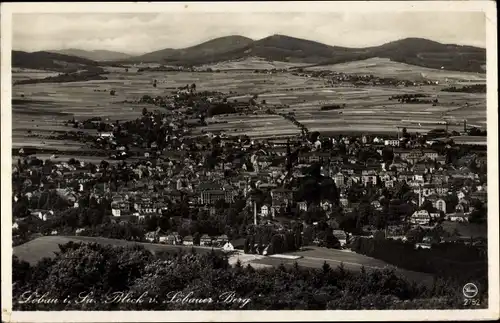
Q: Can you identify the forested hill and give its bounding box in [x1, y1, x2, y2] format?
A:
[125, 35, 486, 73]
[12, 51, 101, 73]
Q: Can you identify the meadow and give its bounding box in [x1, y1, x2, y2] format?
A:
[12, 60, 487, 152]
[305, 57, 487, 83]
[13, 235, 218, 266]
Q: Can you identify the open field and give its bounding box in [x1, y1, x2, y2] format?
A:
[12, 68, 61, 82]
[13, 235, 218, 265]
[202, 84, 486, 136]
[198, 56, 310, 70]
[248, 246, 435, 285]
[305, 57, 487, 84]
[13, 66, 486, 148]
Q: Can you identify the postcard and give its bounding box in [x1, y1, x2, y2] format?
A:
[1, 1, 498, 322]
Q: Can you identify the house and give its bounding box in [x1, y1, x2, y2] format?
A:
[422, 149, 439, 160]
[384, 139, 400, 147]
[413, 172, 425, 182]
[333, 172, 345, 187]
[371, 200, 382, 211]
[145, 230, 161, 242]
[200, 234, 212, 246]
[261, 204, 270, 217]
[183, 235, 194, 246]
[393, 148, 412, 160]
[98, 132, 114, 138]
[30, 209, 54, 221]
[385, 180, 395, 189]
[435, 186, 449, 196]
[320, 200, 333, 211]
[216, 234, 229, 245]
[111, 198, 130, 217]
[55, 188, 78, 205]
[470, 190, 487, 203]
[271, 188, 293, 207]
[455, 202, 469, 213]
[361, 170, 378, 186]
[429, 212, 441, 220]
[297, 201, 308, 212]
[447, 213, 469, 222]
[332, 230, 348, 246]
[434, 198, 447, 213]
[165, 234, 180, 245]
[415, 242, 432, 250]
[406, 151, 424, 165]
[225, 238, 245, 252]
[436, 155, 447, 165]
[339, 197, 349, 208]
[222, 242, 235, 252]
[200, 189, 226, 205]
[410, 210, 431, 225]
[388, 162, 408, 172]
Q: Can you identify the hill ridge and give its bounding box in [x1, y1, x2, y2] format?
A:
[13, 35, 486, 73]
[124, 35, 485, 73]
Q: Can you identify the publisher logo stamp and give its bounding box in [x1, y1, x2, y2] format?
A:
[462, 283, 479, 298]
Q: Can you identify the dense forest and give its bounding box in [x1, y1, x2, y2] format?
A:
[14, 69, 108, 86]
[350, 237, 487, 283]
[12, 242, 487, 310]
[320, 104, 345, 111]
[441, 84, 486, 93]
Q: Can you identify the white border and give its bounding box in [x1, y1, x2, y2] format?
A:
[1, 1, 498, 322]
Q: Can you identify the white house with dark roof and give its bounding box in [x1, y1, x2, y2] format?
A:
[410, 210, 431, 225]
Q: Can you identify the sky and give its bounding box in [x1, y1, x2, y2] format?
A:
[12, 12, 486, 55]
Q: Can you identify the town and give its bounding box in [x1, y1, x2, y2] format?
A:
[12, 84, 488, 259]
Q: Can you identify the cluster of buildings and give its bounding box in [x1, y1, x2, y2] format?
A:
[12, 88, 487, 251]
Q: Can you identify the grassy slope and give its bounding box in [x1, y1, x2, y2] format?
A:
[13, 235, 217, 265]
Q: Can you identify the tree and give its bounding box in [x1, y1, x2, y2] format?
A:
[193, 232, 201, 245]
[421, 200, 435, 213]
[324, 229, 341, 249]
[402, 127, 410, 139]
[142, 107, 148, 116]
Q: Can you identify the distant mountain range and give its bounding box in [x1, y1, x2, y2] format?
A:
[13, 35, 486, 73]
[126, 35, 486, 73]
[48, 49, 133, 61]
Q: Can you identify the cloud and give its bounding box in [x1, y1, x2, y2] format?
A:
[12, 12, 486, 54]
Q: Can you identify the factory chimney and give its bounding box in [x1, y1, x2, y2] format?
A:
[463, 120, 467, 133]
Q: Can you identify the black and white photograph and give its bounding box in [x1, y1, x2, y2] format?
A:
[1, 1, 498, 322]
